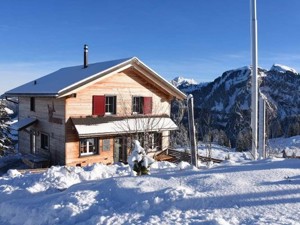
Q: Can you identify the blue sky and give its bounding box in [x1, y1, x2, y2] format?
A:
[1, 0, 300, 95]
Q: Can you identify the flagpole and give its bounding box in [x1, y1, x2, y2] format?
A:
[251, 0, 258, 160]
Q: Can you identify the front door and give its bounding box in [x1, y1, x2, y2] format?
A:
[30, 130, 36, 154]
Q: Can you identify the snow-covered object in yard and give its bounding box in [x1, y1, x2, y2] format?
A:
[270, 64, 298, 74]
[128, 140, 155, 175]
[6, 169, 22, 178]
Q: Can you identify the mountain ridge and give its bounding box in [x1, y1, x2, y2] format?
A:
[172, 64, 300, 149]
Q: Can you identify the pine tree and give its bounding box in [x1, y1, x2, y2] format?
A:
[0, 99, 13, 155]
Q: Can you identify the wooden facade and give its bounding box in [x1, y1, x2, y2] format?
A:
[18, 97, 65, 165]
[9, 57, 186, 167]
[64, 70, 172, 166]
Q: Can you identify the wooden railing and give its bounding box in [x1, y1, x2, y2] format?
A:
[156, 148, 223, 164]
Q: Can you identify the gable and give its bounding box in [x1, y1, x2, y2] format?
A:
[60, 59, 186, 100]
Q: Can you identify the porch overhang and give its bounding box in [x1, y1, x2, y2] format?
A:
[71, 116, 178, 138]
[10, 118, 38, 131]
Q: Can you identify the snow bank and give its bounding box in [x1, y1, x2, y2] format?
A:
[27, 163, 132, 193]
[6, 169, 22, 178]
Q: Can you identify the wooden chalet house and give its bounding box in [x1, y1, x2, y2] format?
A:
[5, 47, 186, 167]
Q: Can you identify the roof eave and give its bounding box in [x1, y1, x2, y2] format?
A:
[3, 92, 58, 97]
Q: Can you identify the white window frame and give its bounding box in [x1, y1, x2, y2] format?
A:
[132, 96, 144, 114]
[105, 96, 116, 115]
[80, 138, 98, 156]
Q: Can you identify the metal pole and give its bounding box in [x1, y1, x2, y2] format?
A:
[187, 94, 198, 167]
[251, 0, 258, 160]
[258, 95, 266, 159]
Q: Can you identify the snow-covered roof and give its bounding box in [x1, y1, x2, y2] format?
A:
[72, 116, 178, 137]
[5, 58, 131, 97]
[4, 57, 186, 100]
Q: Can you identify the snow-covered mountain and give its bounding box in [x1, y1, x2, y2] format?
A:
[174, 64, 300, 147]
[171, 76, 208, 92]
[171, 76, 198, 87]
[270, 64, 298, 74]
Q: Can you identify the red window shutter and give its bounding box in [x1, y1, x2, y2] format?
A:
[144, 97, 152, 114]
[93, 96, 105, 116]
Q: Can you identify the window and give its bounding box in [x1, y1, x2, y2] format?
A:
[105, 96, 116, 114]
[41, 133, 49, 150]
[93, 95, 117, 116]
[102, 139, 110, 151]
[132, 97, 144, 114]
[132, 96, 152, 115]
[148, 132, 161, 150]
[80, 138, 98, 156]
[30, 97, 35, 112]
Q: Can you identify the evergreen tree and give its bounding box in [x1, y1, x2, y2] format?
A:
[236, 128, 251, 152]
[0, 99, 13, 155]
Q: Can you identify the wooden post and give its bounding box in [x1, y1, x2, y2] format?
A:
[258, 95, 266, 159]
[187, 94, 198, 167]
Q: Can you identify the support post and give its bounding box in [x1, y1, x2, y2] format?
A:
[258, 95, 266, 159]
[251, 0, 259, 160]
[187, 94, 198, 167]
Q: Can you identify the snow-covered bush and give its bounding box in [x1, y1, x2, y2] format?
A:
[0, 99, 13, 155]
[128, 140, 155, 175]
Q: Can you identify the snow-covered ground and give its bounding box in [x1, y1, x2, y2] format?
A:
[267, 135, 300, 157]
[0, 138, 300, 225]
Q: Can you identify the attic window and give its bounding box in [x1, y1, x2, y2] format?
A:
[93, 95, 117, 116]
[132, 97, 152, 115]
[132, 97, 144, 114]
[105, 96, 116, 115]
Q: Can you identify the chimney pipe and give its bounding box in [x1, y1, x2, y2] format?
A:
[84, 44, 88, 68]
